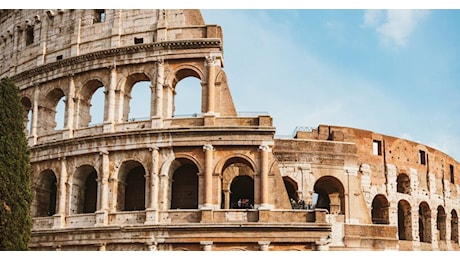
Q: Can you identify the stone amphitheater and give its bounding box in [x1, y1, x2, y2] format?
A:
[1, 9, 459, 251]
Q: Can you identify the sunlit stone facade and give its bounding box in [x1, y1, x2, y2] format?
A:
[1, 9, 459, 251]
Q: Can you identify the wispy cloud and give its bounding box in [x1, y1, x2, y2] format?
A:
[363, 10, 429, 47]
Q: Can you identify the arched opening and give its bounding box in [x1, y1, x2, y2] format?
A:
[451, 210, 458, 243]
[398, 200, 412, 240]
[170, 160, 199, 209]
[33, 170, 57, 217]
[39, 88, 65, 135]
[79, 80, 105, 128]
[397, 173, 411, 194]
[419, 201, 432, 243]
[283, 176, 301, 209]
[89, 87, 104, 126]
[21, 97, 32, 135]
[71, 165, 98, 214]
[313, 176, 345, 214]
[221, 158, 255, 209]
[117, 160, 146, 211]
[128, 81, 151, 121]
[55, 96, 66, 130]
[173, 75, 202, 117]
[371, 194, 389, 224]
[123, 73, 151, 122]
[230, 175, 254, 209]
[437, 206, 446, 241]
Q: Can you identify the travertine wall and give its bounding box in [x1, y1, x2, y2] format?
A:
[1, 9, 459, 251]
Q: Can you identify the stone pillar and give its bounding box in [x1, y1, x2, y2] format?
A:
[30, 86, 39, 144]
[104, 65, 116, 132]
[154, 59, 164, 119]
[202, 144, 214, 209]
[54, 157, 67, 228]
[223, 190, 230, 209]
[96, 150, 109, 226]
[259, 144, 270, 209]
[64, 75, 75, 138]
[205, 56, 218, 114]
[146, 146, 160, 224]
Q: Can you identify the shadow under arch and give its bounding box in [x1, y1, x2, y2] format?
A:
[313, 175, 345, 215]
[419, 201, 432, 243]
[451, 209, 459, 243]
[398, 199, 413, 241]
[371, 194, 389, 224]
[32, 169, 57, 217]
[283, 176, 299, 206]
[170, 157, 199, 209]
[220, 156, 256, 209]
[117, 160, 146, 211]
[71, 164, 98, 214]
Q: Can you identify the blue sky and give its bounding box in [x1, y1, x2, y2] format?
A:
[16, 3, 460, 161]
[196, 9, 460, 161]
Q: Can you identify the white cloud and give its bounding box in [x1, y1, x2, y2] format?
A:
[363, 10, 429, 47]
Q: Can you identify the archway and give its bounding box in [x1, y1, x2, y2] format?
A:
[283, 176, 300, 209]
[71, 165, 98, 214]
[437, 206, 446, 241]
[170, 160, 199, 209]
[173, 76, 202, 117]
[313, 176, 345, 214]
[230, 175, 254, 209]
[33, 169, 57, 217]
[117, 160, 146, 211]
[398, 200, 412, 240]
[451, 210, 458, 243]
[371, 194, 389, 224]
[397, 173, 411, 194]
[419, 201, 431, 243]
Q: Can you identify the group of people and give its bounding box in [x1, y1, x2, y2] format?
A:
[236, 198, 253, 209]
[290, 198, 314, 210]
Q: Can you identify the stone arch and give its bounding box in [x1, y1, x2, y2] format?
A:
[78, 78, 106, 127]
[436, 205, 447, 241]
[170, 157, 199, 209]
[397, 172, 411, 194]
[371, 194, 389, 224]
[121, 72, 152, 122]
[32, 169, 57, 217]
[20, 96, 32, 134]
[38, 87, 65, 135]
[418, 201, 432, 243]
[116, 160, 146, 211]
[313, 176, 345, 214]
[164, 64, 205, 118]
[398, 199, 412, 241]
[283, 176, 299, 208]
[451, 209, 458, 243]
[220, 156, 256, 209]
[70, 164, 98, 214]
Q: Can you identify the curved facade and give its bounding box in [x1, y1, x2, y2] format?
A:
[1, 9, 459, 251]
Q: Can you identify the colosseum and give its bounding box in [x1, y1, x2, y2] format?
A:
[1, 9, 459, 251]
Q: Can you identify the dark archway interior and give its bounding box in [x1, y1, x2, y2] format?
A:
[230, 175, 254, 209]
[171, 163, 198, 209]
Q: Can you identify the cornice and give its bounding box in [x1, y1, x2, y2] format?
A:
[11, 38, 222, 83]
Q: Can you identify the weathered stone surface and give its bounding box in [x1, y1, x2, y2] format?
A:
[1, 9, 459, 251]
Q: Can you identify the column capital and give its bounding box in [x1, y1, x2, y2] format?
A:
[259, 144, 271, 152]
[149, 146, 159, 152]
[203, 144, 214, 152]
